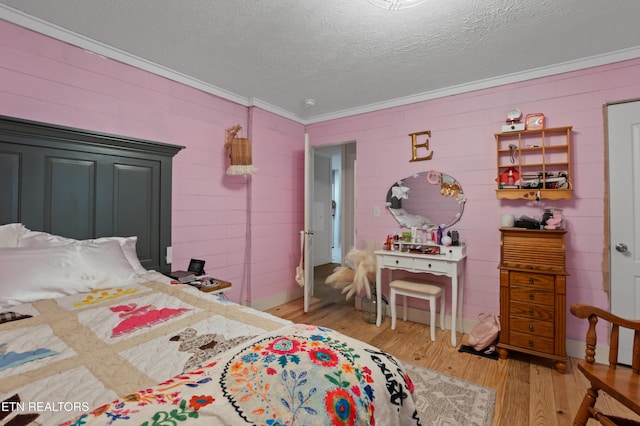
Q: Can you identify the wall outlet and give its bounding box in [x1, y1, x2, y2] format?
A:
[166, 246, 172, 264]
[373, 206, 381, 217]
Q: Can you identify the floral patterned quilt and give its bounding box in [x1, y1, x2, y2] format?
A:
[66, 324, 419, 425]
[0, 273, 419, 425]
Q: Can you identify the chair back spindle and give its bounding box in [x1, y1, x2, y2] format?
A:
[570, 303, 640, 425]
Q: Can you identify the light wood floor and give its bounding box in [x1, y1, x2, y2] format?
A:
[266, 293, 640, 426]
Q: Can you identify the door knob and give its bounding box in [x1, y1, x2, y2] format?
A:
[615, 243, 628, 253]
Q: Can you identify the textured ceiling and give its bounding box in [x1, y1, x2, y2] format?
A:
[2, 0, 640, 123]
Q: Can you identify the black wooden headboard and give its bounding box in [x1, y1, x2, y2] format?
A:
[0, 115, 184, 273]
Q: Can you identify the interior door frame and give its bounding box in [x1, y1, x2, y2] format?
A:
[303, 134, 314, 312]
[303, 138, 357, 312]
[605, 98, 640, 365]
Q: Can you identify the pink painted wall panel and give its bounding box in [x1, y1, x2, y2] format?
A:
[0, 20, 305, 305]
[307, 58, 640, 342]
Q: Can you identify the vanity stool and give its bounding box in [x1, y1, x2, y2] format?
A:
[389, 279, 446, 341]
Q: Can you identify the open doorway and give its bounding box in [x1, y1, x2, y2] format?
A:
[312, 142, 356, 306]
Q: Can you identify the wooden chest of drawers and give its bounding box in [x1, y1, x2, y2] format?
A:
[497, 228, 568, 373]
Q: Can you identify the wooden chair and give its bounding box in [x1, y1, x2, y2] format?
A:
[570, 303, 640, 426]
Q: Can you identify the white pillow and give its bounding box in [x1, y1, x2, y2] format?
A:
[17, 229, 76, 247]
[0, 223, 28, 247]
[0, 241, 142, 308]
[90, 236, 147, 274]
[18, 230, 147, 274]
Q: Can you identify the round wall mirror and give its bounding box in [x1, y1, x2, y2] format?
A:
[385, 171, 466, 229]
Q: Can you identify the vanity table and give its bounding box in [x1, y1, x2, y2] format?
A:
[374, 244, 466, 346]
[381, 170, 467, 346]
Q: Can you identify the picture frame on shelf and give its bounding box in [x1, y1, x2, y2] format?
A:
[525, 113, 545, 130]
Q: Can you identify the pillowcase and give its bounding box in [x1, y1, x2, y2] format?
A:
[17, 229, 76, 247]
[17, 229, 147, 274]
[0, 223, 28, 247]
[89, 236, 147, 275]
[0, 240, 142, 308]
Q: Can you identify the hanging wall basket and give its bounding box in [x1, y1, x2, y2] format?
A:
[224, 125, 257, 176]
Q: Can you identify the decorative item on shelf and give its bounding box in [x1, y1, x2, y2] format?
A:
[500, 214, 516, 227]
[541, 208, 565, 229]
[525, 113, 545, 130]
[497, 167, 520, 189]
[508, 143, 517, 163]
[514, 215, 541, 229]
[502, 108, 525, 132]
[224, 124, 257, 175]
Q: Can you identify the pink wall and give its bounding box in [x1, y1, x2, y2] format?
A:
[0, 21, 306, 306]
[307, 58, 640, 341]
[2, 19, 640, 343]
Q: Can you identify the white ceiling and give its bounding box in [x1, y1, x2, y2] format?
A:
[2, 0, 640, 124]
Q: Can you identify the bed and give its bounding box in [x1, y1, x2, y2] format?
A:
[0, 117, 419, 425]
[0, 224, 419, 425]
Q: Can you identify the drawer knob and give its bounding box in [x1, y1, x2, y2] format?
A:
[528, 324, 534, 331]
[529, 309, 534, 316]
[395, 260, 399, 264]
[528, 340, 534, 347]
[428, 263, 432, 268]
[529, 278, 535, 284]
[529, 293, 535, 300]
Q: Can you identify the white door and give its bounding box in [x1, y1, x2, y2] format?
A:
[608, 100, 640, 365]
[303, 134, 315, 312]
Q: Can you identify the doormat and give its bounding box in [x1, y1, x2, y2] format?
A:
[458, 344, 499, 360]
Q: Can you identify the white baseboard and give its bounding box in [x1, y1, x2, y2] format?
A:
[249, 287, 304, 312]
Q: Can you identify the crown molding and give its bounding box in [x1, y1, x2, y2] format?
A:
[0, 6, 250, 108]
[304, 45, 640, 124]
[3, 4, 640, 127]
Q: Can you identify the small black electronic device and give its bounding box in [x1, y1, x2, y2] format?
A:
[449, 230, 459, 246]
[188, 259, 206, 276]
